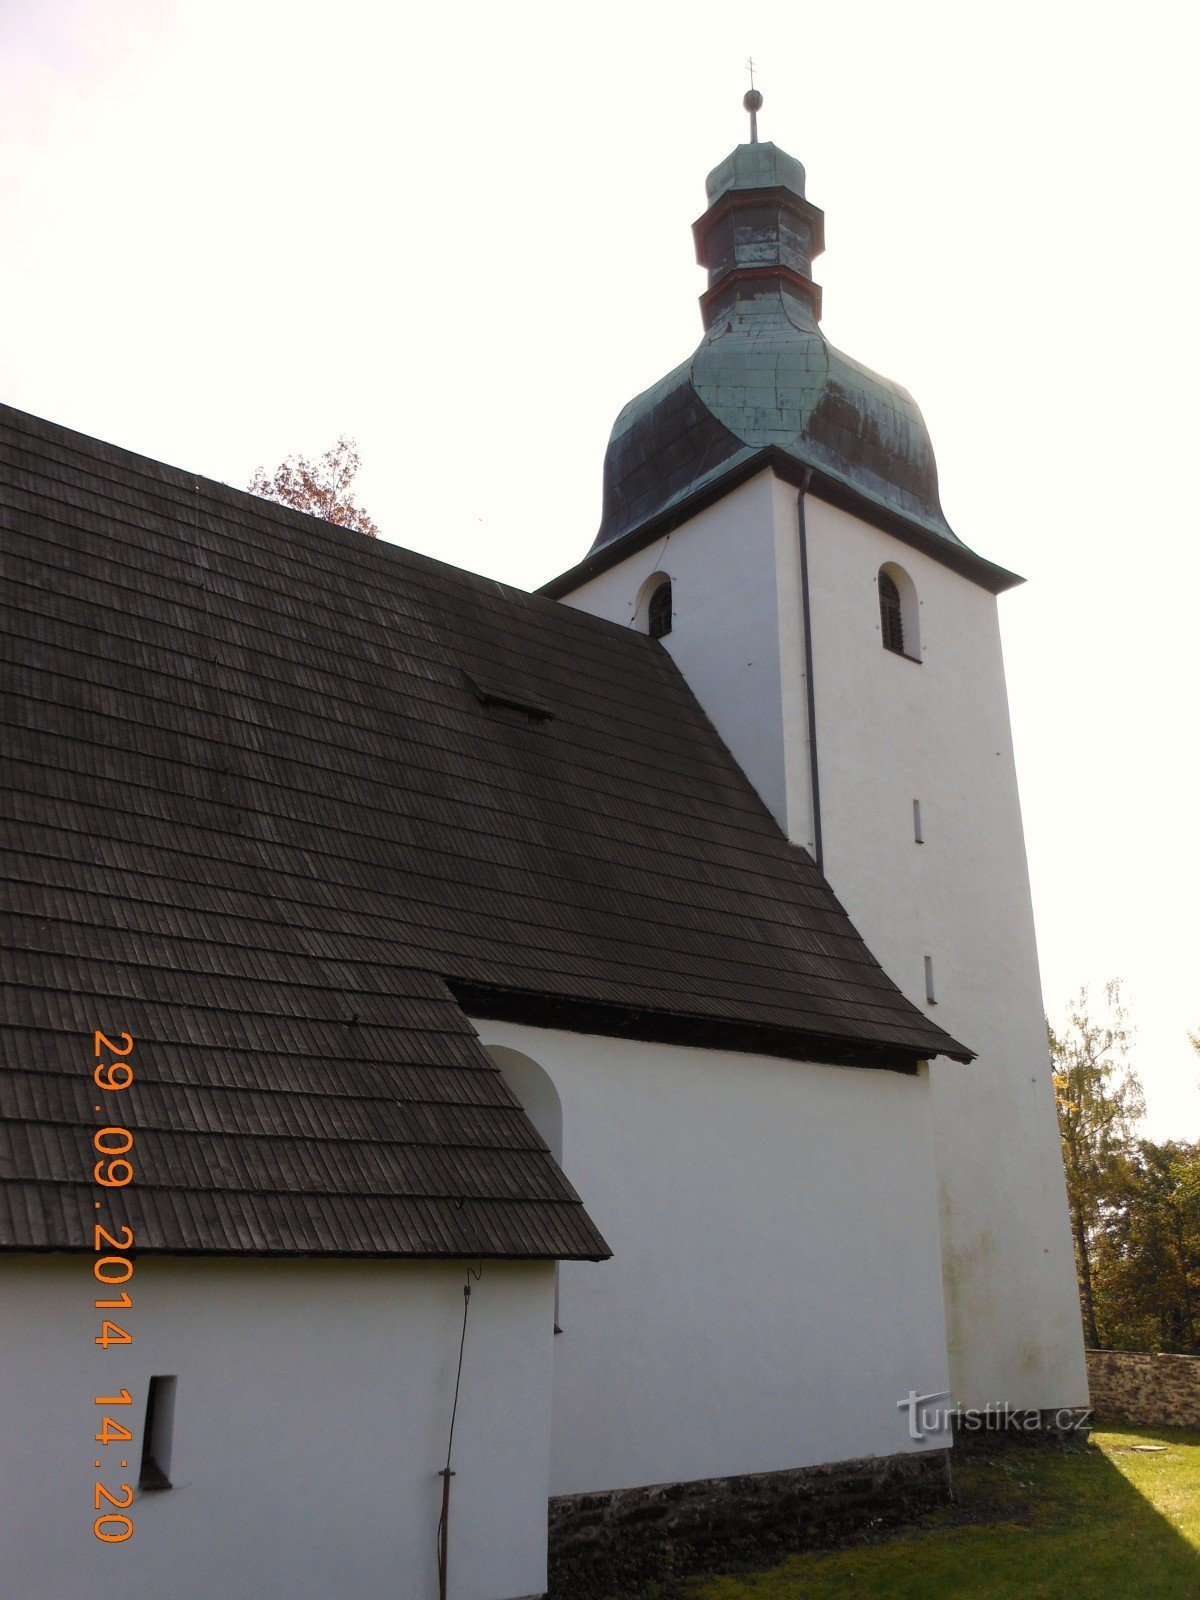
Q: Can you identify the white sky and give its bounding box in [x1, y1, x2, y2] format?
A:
[2, 0, 1196, 1136]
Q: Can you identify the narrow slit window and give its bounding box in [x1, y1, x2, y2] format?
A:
[879, 572, 905, 655]
[924, 956, 937, 1006]
[648, 579, 672, 640]
[913, 799, 924, 844]
[138, 1376, 177, 1492]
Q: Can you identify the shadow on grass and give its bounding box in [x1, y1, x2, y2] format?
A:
[673, 1430, 1200, 1600]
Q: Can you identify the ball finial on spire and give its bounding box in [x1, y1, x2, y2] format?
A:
[744, 61, 762, 143]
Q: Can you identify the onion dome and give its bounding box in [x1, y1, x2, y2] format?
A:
[575, 106, 1018, 595]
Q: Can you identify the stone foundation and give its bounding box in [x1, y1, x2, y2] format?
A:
[949, 1407, 1092, 1451]
[1086, 1349, 1200, 1428]
[547, 1448, 950, 1599]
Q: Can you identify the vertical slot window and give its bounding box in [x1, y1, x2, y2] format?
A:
[138, 1376, 176, 1491]
[913, 799, 924, 844]
[924, 956, 937, 1006]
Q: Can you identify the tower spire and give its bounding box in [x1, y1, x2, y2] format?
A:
[693, 127, 824, 329]
[744, 62, 763, 144]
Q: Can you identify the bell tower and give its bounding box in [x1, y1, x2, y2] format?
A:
[543, 93, 1089, 1421]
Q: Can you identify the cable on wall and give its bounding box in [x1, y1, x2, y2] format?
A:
[628, 529, 674, 628]
[436, 1260, 483, 1600]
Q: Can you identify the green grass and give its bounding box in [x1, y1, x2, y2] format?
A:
[678, 1429, 1200, 1600]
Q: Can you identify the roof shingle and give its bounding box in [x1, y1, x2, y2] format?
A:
[0, 403, 970, 1260]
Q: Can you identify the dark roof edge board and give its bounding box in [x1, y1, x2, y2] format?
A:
[0, 1240, 612, 1264]
[538, 449, 1024, 599]
[452, 981, 974, 1069]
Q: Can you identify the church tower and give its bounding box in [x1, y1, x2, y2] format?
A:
[544, 96, 1088, 1419]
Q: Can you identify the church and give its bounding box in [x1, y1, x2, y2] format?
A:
[0, 96, 1087, 1600]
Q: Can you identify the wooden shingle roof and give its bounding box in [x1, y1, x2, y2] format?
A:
[0, 403, 970, 1260]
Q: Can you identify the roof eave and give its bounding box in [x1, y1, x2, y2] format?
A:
[540, 447, 1023, 600]
[452, 981, 975, 1071]
[1, 1240, 614, 1264]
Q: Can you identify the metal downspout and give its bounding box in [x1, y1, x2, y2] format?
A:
[796, 479, 823, 872]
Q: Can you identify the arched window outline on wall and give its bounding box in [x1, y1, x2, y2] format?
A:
[636, 571, 673, 639]
[878, 563, 920, 661]
[485, 1045, 566, 1331]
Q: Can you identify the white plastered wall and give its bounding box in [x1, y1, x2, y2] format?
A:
[800, 495, 1087, 1411]
[473, 1019, 953, 1499]
[1, 1255, 554, 1600]
[567, 472, 815, 850]
[560, 471, 1087, 1414]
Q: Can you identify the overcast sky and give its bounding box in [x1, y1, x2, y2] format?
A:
[2, 0, 1195, 1135]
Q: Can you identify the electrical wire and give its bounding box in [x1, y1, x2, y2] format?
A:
[628, 529, 673, 628]
[436, 1261, 483, 1599]
[443, 1260, 482, 1472]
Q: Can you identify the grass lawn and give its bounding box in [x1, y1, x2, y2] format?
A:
[672, 1428, 1200, 1600]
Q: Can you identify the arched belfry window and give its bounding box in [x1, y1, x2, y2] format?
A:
[878, 564, 920, 660]
[648, 578, 672, 639]
[879, 572, 904, 654]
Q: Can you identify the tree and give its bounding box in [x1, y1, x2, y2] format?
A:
[1093, 1139, 1200, 1354]
[248, 436, 381, 538]
[1050, 980, 1144, 1348]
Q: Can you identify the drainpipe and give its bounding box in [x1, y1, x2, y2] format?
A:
[796, 477, 823, 873]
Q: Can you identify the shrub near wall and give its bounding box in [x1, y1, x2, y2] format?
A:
[1086, 1350, 1200, 1427]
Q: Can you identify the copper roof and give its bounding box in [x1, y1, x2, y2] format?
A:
[552, 139, 1021, 599]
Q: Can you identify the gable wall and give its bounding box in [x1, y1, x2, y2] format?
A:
[1, 1255, 554, 1600]
[472, 1019, 953, 1498]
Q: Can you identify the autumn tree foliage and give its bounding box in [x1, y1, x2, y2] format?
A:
[248, 436, 381, 538]
[1052, 983, 1200, 1354]
[1051, 981, 1144, 1349]
[1095, 1139, 1200, 1354]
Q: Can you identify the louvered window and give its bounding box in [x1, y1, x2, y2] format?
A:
[879, 572, 905, 655]
[648, 579, 672, 639]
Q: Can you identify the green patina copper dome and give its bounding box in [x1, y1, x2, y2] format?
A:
[573, 132, 1017, 591]
[595, 293, 955, 554]
[705, 140, 809, 204]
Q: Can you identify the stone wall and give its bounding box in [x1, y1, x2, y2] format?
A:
[949, 1408, 1091, 1451]
[1086, 1349, 1200, 1428]
[547, 1450, 950, 1600]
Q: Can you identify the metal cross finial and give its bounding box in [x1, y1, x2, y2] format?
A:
[743, 60, 763, 144]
